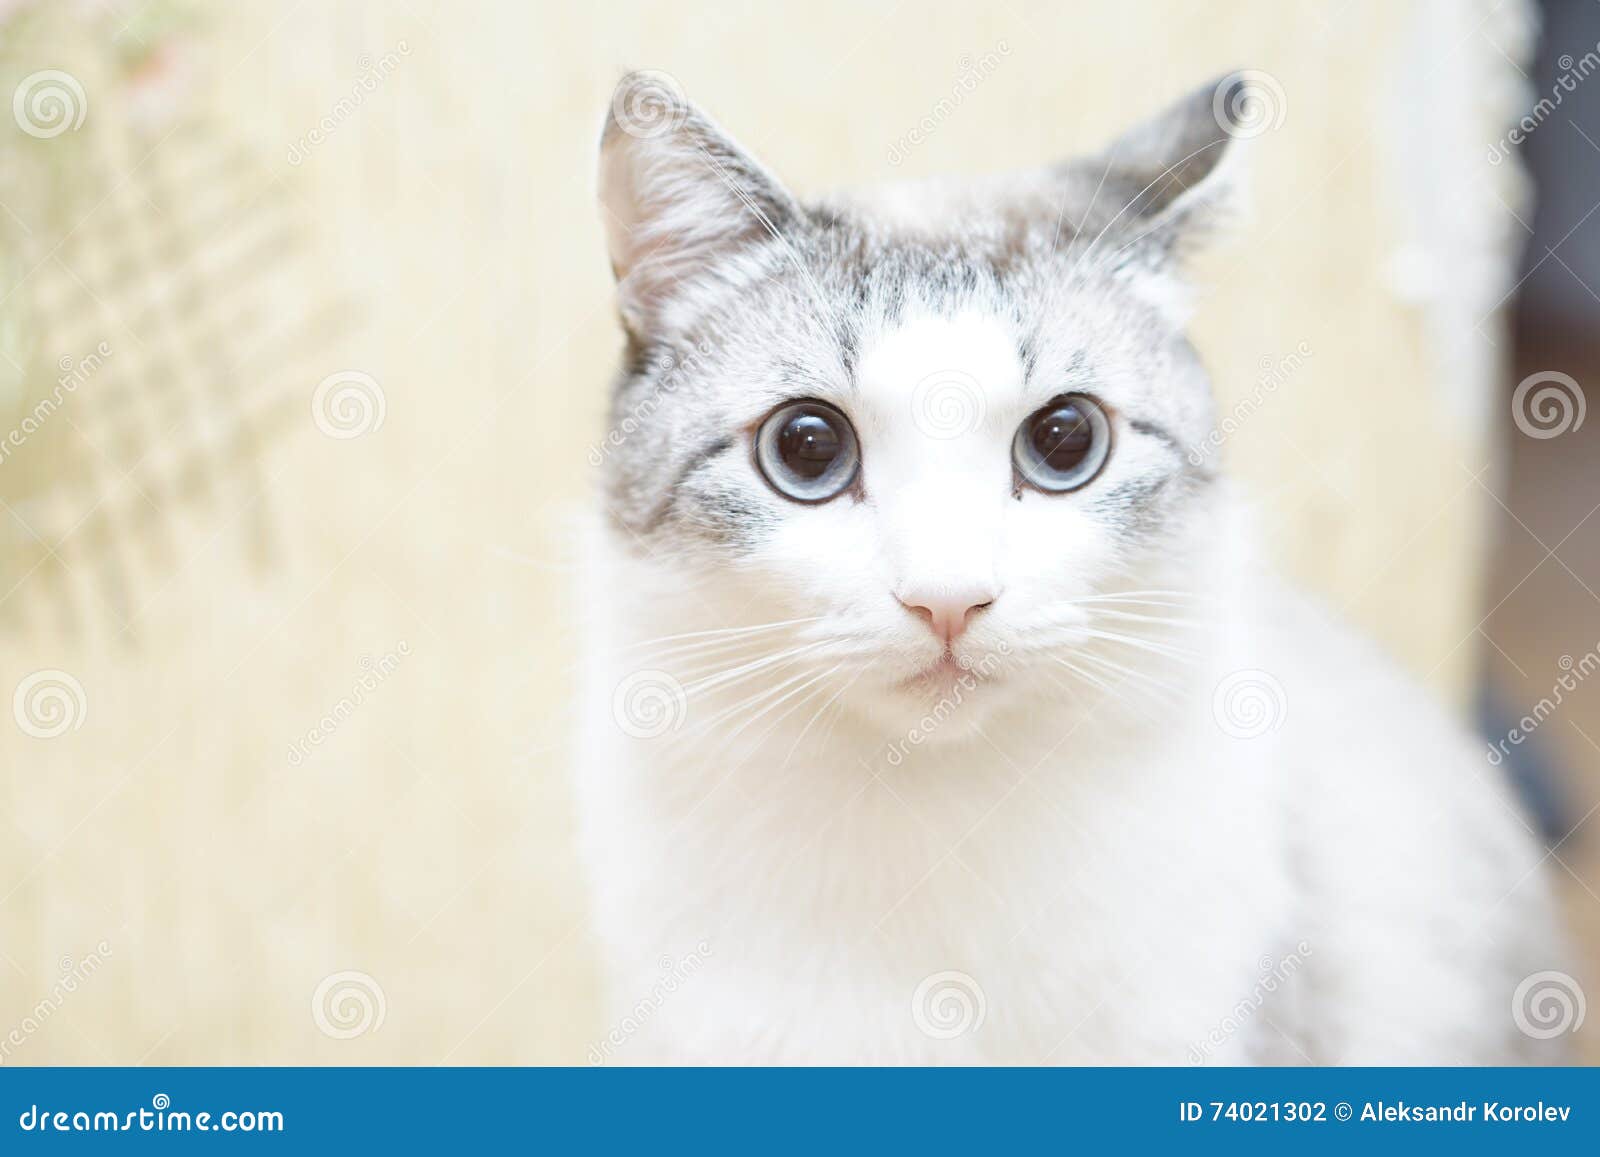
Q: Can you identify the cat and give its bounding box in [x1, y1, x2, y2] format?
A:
[573, 71, 1568, 1064]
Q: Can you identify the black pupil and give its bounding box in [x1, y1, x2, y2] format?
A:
[1030, 404, 1093, 473]
[777, 411, 841, 480]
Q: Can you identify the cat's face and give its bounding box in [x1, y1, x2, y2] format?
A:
[596, 76, 1247, 736]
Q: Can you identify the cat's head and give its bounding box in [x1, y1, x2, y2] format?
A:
[594, 74, 1250, 739]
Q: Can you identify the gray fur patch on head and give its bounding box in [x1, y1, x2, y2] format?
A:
[595, 73, 1242, 554]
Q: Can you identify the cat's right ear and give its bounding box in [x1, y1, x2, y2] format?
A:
[598, 73, 801, 334]
[1068, 73, 1257, 267]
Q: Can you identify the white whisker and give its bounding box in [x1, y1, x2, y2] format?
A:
[1070, 646, 1187, 704]
[686, 662, 825, 742]
[781, 667, 862, 771]
[1078, 627, 1197, 661]
[642, 633, 806, 678]
[1051, 655, 1170, 729]
[1069, 590, 1200, 607]
[1088, 608, 1204, 630]
[619, 615, 824, 653]
[814, 673, 859, 752]
[684, 641, 830, 696]
[1050, 655, 1121, 699]
[745, 664, 849, 761]
[720, 663, 842, 747]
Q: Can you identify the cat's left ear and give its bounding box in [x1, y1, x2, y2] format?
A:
[1068, 73, 1256, 267]
[597, 73, 802, 335]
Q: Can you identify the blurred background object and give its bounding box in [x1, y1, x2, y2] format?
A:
[1476, 0, 1600, 1064]
[0, 0, 1592, 1063]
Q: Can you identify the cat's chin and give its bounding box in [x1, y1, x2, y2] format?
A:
[846, 655, 1014, 753]
[898, 654, 1001, 701]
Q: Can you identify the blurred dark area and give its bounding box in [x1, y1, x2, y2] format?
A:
[1483, 0, 1600, 1059]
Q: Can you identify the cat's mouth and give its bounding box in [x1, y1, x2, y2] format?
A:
[897, 649, 1001, 694]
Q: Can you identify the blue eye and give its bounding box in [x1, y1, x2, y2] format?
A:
[1013, 394, 1111, 493]
[756, 400, 859, 503]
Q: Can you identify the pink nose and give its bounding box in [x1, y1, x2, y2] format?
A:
[897, 588, 997, 644]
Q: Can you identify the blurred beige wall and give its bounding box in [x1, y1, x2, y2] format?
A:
[0, 1, 1527, 1062]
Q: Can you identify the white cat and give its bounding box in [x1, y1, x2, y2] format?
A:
[573, 72, 1565, 1064]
